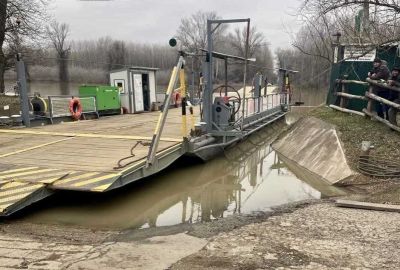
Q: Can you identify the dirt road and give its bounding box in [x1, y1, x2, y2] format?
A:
[1, 201, 399, 269]
[172, 202, 400, 270]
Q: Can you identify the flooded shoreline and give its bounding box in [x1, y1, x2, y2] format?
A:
[6, 120, 345, 231]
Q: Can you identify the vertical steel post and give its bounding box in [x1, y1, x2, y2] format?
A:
[240, 20, 250, 130]
[16, 55, 30, 127]
[190, 57, 195, 103]
[224, 59, 228, 96]
[204, 20, 213, 133]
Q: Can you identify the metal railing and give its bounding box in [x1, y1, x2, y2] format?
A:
[48, 95, 99, 123]
[232, 93, 289, 122]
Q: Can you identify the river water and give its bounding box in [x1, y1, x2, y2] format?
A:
[11, 120, 344, 230]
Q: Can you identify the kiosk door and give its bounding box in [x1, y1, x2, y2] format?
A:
[132, 74, 144, 112]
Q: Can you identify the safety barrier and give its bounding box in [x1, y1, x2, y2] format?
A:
[232, 93, 289, 121]
[332, 78, 400, 131]
[48, 95, 99, 124]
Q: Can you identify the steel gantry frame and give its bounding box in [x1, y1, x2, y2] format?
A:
[204, 18, 251, 133]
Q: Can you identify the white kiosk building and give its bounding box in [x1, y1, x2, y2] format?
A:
[110, 67, 158, 113]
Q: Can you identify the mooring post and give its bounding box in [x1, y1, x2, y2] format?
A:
[16, 54, 30, 127]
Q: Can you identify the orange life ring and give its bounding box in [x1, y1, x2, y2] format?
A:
[173, 92, 181, 108]
[69, 98, 83, 120]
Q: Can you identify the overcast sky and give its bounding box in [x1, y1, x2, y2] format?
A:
[50, 0, 301, 52]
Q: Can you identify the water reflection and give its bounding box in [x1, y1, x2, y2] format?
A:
[16, 123, 341, 230]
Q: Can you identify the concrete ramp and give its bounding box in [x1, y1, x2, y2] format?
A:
[272, 117, 356, 185]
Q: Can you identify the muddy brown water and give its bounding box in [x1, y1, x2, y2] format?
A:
[9, 121, 344, 230]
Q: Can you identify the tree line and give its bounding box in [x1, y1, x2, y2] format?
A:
[0, 2, 276, 94]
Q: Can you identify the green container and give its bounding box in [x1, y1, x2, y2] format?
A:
[79, 85, 121, 111]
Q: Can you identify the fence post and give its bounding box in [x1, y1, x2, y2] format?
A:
[339, 79, 347, 108]
[366, 84, 374, 115]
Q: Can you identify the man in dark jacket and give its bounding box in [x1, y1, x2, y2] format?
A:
[368, 58, 390, 80]
[368, 58, 390, 119]
[388, 66, 400, 100]
[387, 67, 400, 125]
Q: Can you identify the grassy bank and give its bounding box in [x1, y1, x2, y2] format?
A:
[308, 106, 400, 203]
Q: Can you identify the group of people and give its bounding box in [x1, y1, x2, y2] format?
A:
[368, 57, 400, 119]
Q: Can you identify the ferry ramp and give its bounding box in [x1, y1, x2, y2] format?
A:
[0, 108, 197, 216]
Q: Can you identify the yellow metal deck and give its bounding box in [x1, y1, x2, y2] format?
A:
[0, 108, 198, 215]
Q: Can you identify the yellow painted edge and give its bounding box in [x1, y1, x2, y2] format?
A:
[0, 184, 44, 204]
[0, 138, 74, 158]
[72, 174, 119, 188]
[90, 183, 113, 192]
[0, 181, 28, 189]
[0, 129, 181, 142]
[52, 172, 100, 185]
[0, 167, 39, 176]
[0, 168, 60, 180]
[36, 171, 77, 184]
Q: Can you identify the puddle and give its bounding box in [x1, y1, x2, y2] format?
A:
[13, 123, 344, 230]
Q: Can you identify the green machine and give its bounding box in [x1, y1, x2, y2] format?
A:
[79, 85, 121, 114]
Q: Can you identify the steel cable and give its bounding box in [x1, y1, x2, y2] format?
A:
[358, 154, 400, 178]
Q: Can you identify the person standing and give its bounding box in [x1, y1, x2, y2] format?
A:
[388, 67, 400, 125]
[388, 66, 400, 100]
[368, 58, 390, 119]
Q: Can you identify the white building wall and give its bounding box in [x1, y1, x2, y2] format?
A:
[110, 68, 158, 113]
[110, 70, 130, 112]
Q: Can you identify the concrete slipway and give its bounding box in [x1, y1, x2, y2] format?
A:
[272, 116, 357, 185]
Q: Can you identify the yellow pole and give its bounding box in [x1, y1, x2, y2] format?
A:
[147, 56, 183, 166]
[154, 67, 178, 134]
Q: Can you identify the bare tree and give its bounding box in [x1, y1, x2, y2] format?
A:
[300, 0, 400, 48]
[107, 40, 127, 71]
[0, 0, 7, 92]
[0, 0, 49, 93]
[47, 22, 70, 95]
[227, 26, 274, 82]
[229, 26, 265, 58]
[176, 11, 226, 53]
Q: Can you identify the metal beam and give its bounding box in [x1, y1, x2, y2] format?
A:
[208, 19, 250, 24]
[200, 49, 256, 62]
[146, 56, 184, 166]
[204, 20, 213, 132]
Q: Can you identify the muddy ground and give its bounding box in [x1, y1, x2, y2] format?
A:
[1, 200, 400, 269]
[172, 201, 400, 270]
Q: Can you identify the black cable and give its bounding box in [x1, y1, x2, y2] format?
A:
[113, 141, 151, 170]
